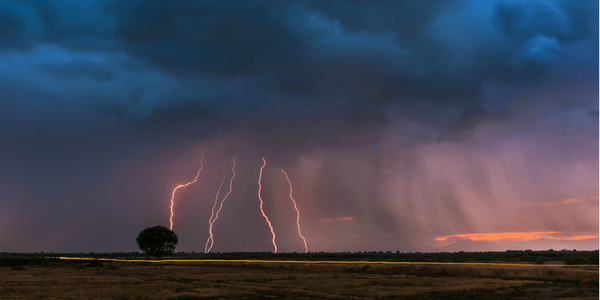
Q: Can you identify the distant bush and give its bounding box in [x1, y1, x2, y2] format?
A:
[136, 226, 178, 258]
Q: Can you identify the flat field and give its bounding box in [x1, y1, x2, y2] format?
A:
[0, 258, 597, 299]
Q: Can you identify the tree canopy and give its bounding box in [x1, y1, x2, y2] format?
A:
[136, 226, 178, 257]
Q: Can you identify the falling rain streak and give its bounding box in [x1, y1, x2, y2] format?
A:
[350, 157, 403, 174]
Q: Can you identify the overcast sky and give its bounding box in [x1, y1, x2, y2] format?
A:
[0, 0, 598, 253]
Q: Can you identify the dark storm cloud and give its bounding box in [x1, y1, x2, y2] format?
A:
[495, 0, 597, 44]
[104, 1, 301, 76]
[0, 0, 55, 50]
[0, 0, 120, 52]
[1, 0, 596, 142]
[97, 0, 597, 128]
[491, 0, 598, 82]
[0, 0, 594, 176]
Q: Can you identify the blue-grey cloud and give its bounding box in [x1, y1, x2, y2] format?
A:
[1, 0, 596, 136]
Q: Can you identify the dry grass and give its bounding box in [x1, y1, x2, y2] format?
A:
[347, 263, 598, 284]
[0, 261, 597, 299]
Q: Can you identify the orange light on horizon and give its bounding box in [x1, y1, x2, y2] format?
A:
[436, 231, 599, 242]
[541, 198, 579, 206]
[546, 235, 599, 241]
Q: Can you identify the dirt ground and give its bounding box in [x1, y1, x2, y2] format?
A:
[1, 261, 597, 299]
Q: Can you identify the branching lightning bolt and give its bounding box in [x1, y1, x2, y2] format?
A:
[205, 157, 236, 253]
[169, 152, 205, 231]
[205, 165, 226, 253]
[281, 169, 308, 253]
[258, 157, 277, 253]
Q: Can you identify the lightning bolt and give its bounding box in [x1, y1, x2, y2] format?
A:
[205, 165, 226, 253]
[169, 152, 205, 231]
[258, 157, 277, 253]
[281, 169, 308, 253]
[205, 157, 236, 253]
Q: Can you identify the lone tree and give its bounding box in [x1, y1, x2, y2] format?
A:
[136, 226, 178, 257]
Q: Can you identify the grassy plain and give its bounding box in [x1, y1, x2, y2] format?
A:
[0, 256, 598, 299]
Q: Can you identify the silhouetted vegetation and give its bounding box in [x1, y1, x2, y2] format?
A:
[136, 225, 178, 257]
[2, 249, 597, 266]
[163, 249, 599, 265]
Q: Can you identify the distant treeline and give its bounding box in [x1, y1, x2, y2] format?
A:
[2, 249, 598, 265]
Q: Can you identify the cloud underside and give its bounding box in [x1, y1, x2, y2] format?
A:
[0, 0, 597, 144]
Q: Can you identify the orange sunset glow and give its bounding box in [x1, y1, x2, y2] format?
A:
[435, 231, 599, 242]
[541, 198, 579, 206]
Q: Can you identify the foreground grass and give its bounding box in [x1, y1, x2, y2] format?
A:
[0, 259, 597, 299]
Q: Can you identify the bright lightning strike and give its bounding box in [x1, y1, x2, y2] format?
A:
[205, 165, 226, 253]
[258, 157, 278, 253]
[169, 152, 205, 231]
[205, 157, 236, 253]
[281, 169, 308, 253]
